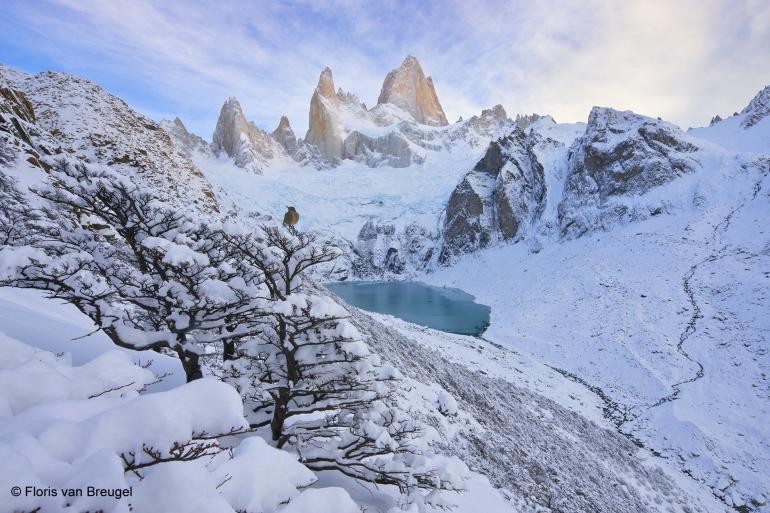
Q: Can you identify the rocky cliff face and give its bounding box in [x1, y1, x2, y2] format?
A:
[212, 97, 287, 174]
[304, 67, 343, 163]
[271, 115, 298, 157]
[441, 127, 547, 262]
[558, 107, 700, 238]
[160, 117, 212, 158]
[0, 66, 218, 211]
[377, 55, 448, 126]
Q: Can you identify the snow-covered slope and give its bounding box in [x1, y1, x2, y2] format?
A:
[689, 84, 770, 154]
[350, 307, 728, 513]
[424, 157, 770, 509]
[0, 65, 218, 211]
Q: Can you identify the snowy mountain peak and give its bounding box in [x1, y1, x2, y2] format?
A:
[213, 96, 250, 155]
[377, 55, 448, 126]
[271, 115, 298, 156]
[274, 115, 291, 131]
[316, 66, 337, 100]
[160, 116, 212, 158]
[483, 104, 508, 122]
[305, 67, 343, 162]
[212, 96, 285, 173]
[514, 112, 552, 130]
[0, 65, 218, 210]
[559, 106, 701, 237]
[740, 83, 770, 128]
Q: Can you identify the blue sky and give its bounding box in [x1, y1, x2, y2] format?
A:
[1, 0, 769, 139]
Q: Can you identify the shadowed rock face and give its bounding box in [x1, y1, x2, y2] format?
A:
[441, 127, 546, 262]
[558, 107, 700, 238]
[377, 55, 448, 127]
[0, 86, 52, 169]
[0, 87, 35, 124]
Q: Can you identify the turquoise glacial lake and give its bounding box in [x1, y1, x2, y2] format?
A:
[326, 281, 490, 336]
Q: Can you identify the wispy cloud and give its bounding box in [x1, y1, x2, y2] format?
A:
[1, 0, 768, 138]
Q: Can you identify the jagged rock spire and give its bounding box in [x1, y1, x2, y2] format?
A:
[212, 97, 250, 158]
[212, 97, 283, 173]
[305, 67, 343, 162]
[272, 115, 298, 156]
[377, 55, 448, 126]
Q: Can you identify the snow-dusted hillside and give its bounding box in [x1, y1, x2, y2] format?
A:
[0, 65, 218, 211]
[424, 159, 770, 509]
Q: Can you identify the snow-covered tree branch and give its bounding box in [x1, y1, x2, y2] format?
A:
[0, 159, 271, 381]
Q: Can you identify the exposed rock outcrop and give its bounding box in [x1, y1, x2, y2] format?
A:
[304, 67, 342, 163]
[271, 115, 298, 156]
[441, 127, 546, 262]
[558, 107, 700, 238]
[212, 97, 286, 174]
[0, 86, 55, 170]
[377, 55, 448, 126]
[740, 84, 770, 129]
[160, 117, 212, 158]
